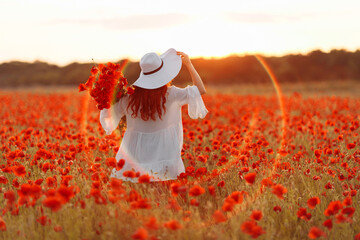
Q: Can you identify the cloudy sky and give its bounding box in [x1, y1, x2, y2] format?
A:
[1, 0, 360, 65]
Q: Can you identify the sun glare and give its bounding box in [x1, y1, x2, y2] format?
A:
[1, 0, 360, 64]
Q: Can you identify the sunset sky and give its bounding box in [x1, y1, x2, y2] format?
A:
[1, 0, 360, 66]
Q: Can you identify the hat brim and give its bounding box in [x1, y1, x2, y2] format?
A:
[132, 48, 182, 89]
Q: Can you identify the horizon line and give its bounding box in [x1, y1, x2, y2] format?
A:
[1, 47, 359, 67]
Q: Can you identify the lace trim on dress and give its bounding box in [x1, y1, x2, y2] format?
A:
[110, 158, 184, 182]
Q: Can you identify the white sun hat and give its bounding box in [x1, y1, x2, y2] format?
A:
[132, 48, 182, 89]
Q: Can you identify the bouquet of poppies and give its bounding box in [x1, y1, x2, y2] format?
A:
[79, 61, 134, 110]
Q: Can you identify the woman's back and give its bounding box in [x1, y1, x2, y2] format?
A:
[101, 85, 207, 181]
[124, 86, 183, 133]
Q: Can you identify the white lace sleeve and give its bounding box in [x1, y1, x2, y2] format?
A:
[186, 85, 208, 119]
[99, 98, 126, 135]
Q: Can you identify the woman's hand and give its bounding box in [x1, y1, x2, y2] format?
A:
[177, 51, 191, 67]
[176, 51, 206, 95]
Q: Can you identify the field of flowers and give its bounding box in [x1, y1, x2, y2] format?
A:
[0, 85, 359, 240]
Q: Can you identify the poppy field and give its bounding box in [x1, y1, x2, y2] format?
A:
[0, 84, 359, 240]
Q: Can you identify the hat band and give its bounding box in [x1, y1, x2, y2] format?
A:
[143, 60, 163, 75]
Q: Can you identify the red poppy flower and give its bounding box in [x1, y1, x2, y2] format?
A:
[138, 174, 151, 183]
[195, 167, 207, 177]
[222, 200, 235, 212]
[164, 220, 182, 230]
[78, 84, 87, 92]
[54, 225, 63, 232]
[347, 143, 356, 150]
[131, 198, 151, 209]
[18, 183, 32, 197]
[127, 87, 135, 95]
[325, 148, 332, 155]
[145, 217, 159, 230]
[0, 216, 6, 231]
[341, 207, 355, 217]
[308, 227, 326, 239]
[123, 170, 137, 178]
[170, 182, 187, 196]
[197, 155, 207, 163]
[189, 185, 205, 197]
[240, 220, 265, 238]
[36, 216, 51, 226]
[273, 206, 282, 213]
[250, 210, 263, 221]
[297, 208, 311, 221]
[335, 214, 349, 224]
[228, 191, 244, 204]
[116, 159, 125, 171]
[217, 180, 225, 187]
[57, 185, 75, 204]
[271, 184, 287, 199]
[132, 227, 148, 240]
[350, 189, 357, 197]
[322, 219, 332, 230]
[42, 196, 63, 212]
[46, 189, 57, 197]
[313, 176, 321, 181]
[12, 165, 27, 177]
[324, 182, 334, 189]
[0, 176, 8, 184]
[261, 178, 273, 187]
[278, 148, 288, 156]
[241, 167, 249, 173]
[46, 177, 57, 188]
[244, 172, 256, 184]
[343, 196, 352, 206]
[213, 210, 227, 223]
[12, 178, 20, 188]
[29, 185, 42, 199]
[90, 66, 99, 75]
[208, 185, 216, 196]
[190, 198, 199, 206]
[35, 178, 44, 185]
[4, 190, 16, 205]
[307, 197, 320, 209]
[355, 233, 360, 240]
[314, 149, 322, 158]
[109, 178, 123, 191]
[324, 200, 343, 216]
[106, 157, 117, 168]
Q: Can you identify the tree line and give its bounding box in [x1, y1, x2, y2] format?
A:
[1, 49, 359, 88]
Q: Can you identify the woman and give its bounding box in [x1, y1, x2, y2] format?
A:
[100, 48, 208, 182]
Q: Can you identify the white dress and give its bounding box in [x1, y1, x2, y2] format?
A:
[99, 85, 208, 182]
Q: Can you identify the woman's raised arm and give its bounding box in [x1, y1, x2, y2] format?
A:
[177, 51, 206, 95]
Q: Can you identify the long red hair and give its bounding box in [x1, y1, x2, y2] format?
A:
[127, 84, 169, 121]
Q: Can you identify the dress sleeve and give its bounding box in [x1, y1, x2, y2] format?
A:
[173, 85, 208, 119]
[99, 97, 127, 135]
